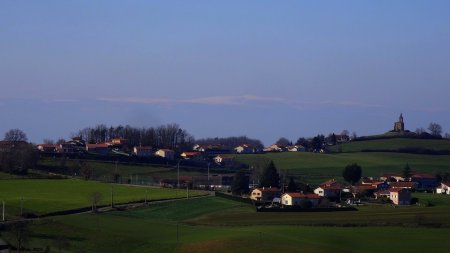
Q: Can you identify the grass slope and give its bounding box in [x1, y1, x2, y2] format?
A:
[0, 179, 205, 217]
[330, 138, 450, 153]
[237, 152, 450, 183]
[10, 197, 450, 253]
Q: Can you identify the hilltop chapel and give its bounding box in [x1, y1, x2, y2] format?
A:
[393, 113, 405, 132]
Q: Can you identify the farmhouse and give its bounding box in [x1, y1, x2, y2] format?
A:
[314, 179, 343, 198]
[213, 155, 235, 165]
[250, 187, 281, 202]
[37, 144, 58, 152]
[389, 188, 411, 205]
[410, 173, 437, 189]
[86, 143, 109, 155]
[263, 144, 285, 152]
[155, 149, 175, 160]
[436, 181, 450, 194]
[180, 151, 201, 160]
[281, 192, 321, 207]
[287, 145, 305, 152]
[234, 144, 254, 154]
[133, 146, 153, 157]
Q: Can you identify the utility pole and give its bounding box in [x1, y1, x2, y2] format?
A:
[177, 160, 180, 189]
[111, 185, 114, 208]
[207, 162, 210, 189]
[186, 184, 189, 199]
[2, 200, 5, 221]
[20, 197, 23, 217]
[145, 188, 148, 205]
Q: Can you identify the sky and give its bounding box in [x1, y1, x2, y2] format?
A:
[1, 0, 450, 145]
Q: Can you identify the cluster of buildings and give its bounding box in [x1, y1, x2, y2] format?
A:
[248, 172, 448, 208]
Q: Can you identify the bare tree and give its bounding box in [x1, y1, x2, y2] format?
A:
[444, 133, 450, 139]
[428, 122, 442, 137]
[7, 222, 30, 253]
[89, 192, 102, 212]
[3, 129, 28, 142]
[275, 137, 291, 147]
[415, 128, 426, 135]
[43, 139, 54, 145]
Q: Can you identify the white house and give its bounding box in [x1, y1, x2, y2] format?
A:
[287, 145, 305, 152]
[155, 149, 175, 160]
[234, 145, 254, 154]
[213, 155, 235, 165]
[314, 179, 344, 198]
[250, 187, 281, 202]
[436, 181, 450, 194]
[281, 192, 320, 207]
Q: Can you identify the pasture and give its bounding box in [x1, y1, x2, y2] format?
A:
[237, 152, 450, 184]
[329, 138, 450, 153]
[0, 179, 205, 217]
[7, 196, 450, 253]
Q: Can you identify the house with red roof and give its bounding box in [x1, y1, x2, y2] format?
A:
[180, 151, 201, 160]
[250, 187, 281, 202]
[314, 179, 344, 198]
[281, 192, 321, 207]
[86, 143, 110, 155]
[133, 146, 153, 157]
[37, 144, 58, 152]
[155, 149, 175, 160]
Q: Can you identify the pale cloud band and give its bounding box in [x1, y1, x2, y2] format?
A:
[96, 95, 383, 109]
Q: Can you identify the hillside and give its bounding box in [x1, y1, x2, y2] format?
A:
[329, 138, 450, 153]
[237, 152, 450, 184]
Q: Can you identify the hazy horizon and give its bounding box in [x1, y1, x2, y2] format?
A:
[1, 1, 449, 145]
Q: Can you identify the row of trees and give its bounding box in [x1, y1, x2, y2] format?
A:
[196, 136, 264, 150]
[72, 123, 195, 151]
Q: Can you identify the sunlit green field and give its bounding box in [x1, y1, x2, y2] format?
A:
[9, 197, 450, 253]
[237, 152, 450, 183]
[0, 179, 205, 217]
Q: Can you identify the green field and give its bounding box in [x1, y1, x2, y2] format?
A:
[330, 138, 450, 153]
[237, 152, 450, 184]
[0, 179, 205, 217]
[7, 197, 450, 253]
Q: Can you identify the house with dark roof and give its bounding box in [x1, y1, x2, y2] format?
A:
[410, 173, 437, 189]
[390, 188, 411, 205]
[133, 146, 153, 157]
[388, 181, 418, 190]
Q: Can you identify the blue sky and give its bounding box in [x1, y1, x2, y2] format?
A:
[1, 1, 450, 145]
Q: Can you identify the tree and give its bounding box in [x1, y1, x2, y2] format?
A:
[295, 137, 310, 151]
[342, 163, 362, 185]
[444, 133, 450, 139]
[7, 222, 30, 253]
[259, 160, 280, 188]
[275, 137, 291, 147]
[415, 128, 426, 135]
[287, 177, 297, 192]
[231, 170, 249, 195]
[4, 129, 28, 142]
[327, 133, 337, 145]
[402, 163, 412, 179]
[89, 192, 102, 212]
[428, 122, 442, 137]
[311, 134, 325, 151]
